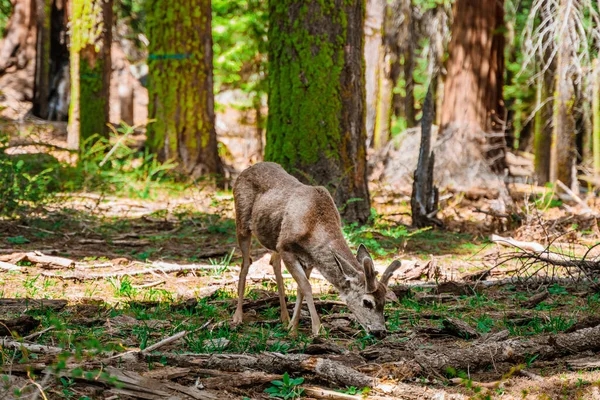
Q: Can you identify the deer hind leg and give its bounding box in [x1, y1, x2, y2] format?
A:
[271, 252, 290, 324]
[282, 253, 320, 335]
[232, 231, 252, 326]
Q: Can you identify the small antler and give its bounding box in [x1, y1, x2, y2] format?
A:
[380, 260, 402, 287]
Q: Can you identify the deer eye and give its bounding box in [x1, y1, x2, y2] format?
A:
[362, 298, 374, 309]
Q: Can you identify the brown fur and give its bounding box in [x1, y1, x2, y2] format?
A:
[232, 162, 401, 336]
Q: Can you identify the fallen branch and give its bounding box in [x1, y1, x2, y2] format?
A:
[567, 357, 600, 370]
[0, 252, 74, 269]
[132, 280, 165, 289]
[302, 386, 365, 400]
[39, 262, 237, 280]
[491, 234, 600, 275]
[0, 261, 21, 271]
[1, 338, 63, 354]
[141, 330, 187, 355]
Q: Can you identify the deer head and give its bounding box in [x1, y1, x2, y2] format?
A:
[332, 244, 402, 337]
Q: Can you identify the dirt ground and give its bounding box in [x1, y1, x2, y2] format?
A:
[0, 173, 600, 399]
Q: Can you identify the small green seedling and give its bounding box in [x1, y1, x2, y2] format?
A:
[7, 236, 29, 244]
[265, 372, 304, 399]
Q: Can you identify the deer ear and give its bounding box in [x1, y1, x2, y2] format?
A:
[332, 251, 355, 279]
[356, 244, 372, 265]
[385, 289, 398, 302]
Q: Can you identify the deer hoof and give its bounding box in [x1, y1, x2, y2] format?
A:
[231, 312, 244, 327]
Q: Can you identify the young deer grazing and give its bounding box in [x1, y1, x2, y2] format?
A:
[232, 162, 402, 337]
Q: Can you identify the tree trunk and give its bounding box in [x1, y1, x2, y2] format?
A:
[593, 59, 600, 177]
[551, 0, 577, 191]
[146, 0, 223, 178]
[411, 85, 439, 228]
[400, 0, 415, 128]
[265, 0, 371, 224]
[32, 0, 50, 118]
[440, 0, 506, 173]
[373, 0, 402, 150]
[533, 71, 553, 184]
[33, 0, 70, 120]
[364, 0, 385, 148]
[118, 71, 134, 126]
[67, 0, 112, 149]
[0, 0, 36, 73]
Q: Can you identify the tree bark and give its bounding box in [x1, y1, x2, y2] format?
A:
[145, 0, 223, 178]
[411, 85, 439, 228]
[32, 0, 50, 118]
[373, 0, 402, 150]
[551, 0, 577, 191]
[400, 0, 415, 128]
[364, 0, 385, 148]
[67, 0, 112, 149]
[33, 0, 70, 120]
[533, 69, 553, 184]
[440, 0, 506, 173]
[0, 0, 36, 73]
[593, 59, 600, 177]
[265, 0, 371, 224]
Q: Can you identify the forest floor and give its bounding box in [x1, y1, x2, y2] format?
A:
[1, 179, 600, 400]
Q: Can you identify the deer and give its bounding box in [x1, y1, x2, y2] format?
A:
[231, 162, 402, 337]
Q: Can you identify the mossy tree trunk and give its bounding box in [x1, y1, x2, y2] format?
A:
[145, 0, 223, 177]
[440, 0, 506, 173]
[551, 0, 577, 191]
[266, 0, 371, 224]
[67, 0, 112, 150]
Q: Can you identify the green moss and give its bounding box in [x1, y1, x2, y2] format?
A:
[68, 0, 109, 145]
[145, 0, 217, 172]
[79, 57, 106, 141]
[265, 0, 349, 169]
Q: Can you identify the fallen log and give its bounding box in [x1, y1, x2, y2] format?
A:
[146, 352, 374, 389]
[0, 315, 39, 336]
[406, 323, 600, 375]
[200, 370, 282, 390]
[39, 262, 237, 280]
[0, 298, 68, 312]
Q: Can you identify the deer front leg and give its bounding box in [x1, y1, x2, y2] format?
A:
[232, 233, 252, 326]
[270, 252, 290, 324]
[281, 252, 321, 336]
[288, 266, 313, 332]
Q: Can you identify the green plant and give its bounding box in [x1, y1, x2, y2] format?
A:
[64, 127, 178, 199]
[336, 386, 370, 396]
[108, 276, 138, 299]
[265, 372, 305, 399]
[548, 284, 568, 296]
[0, 138, 58, 216]
[6, 235, 29, 244]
